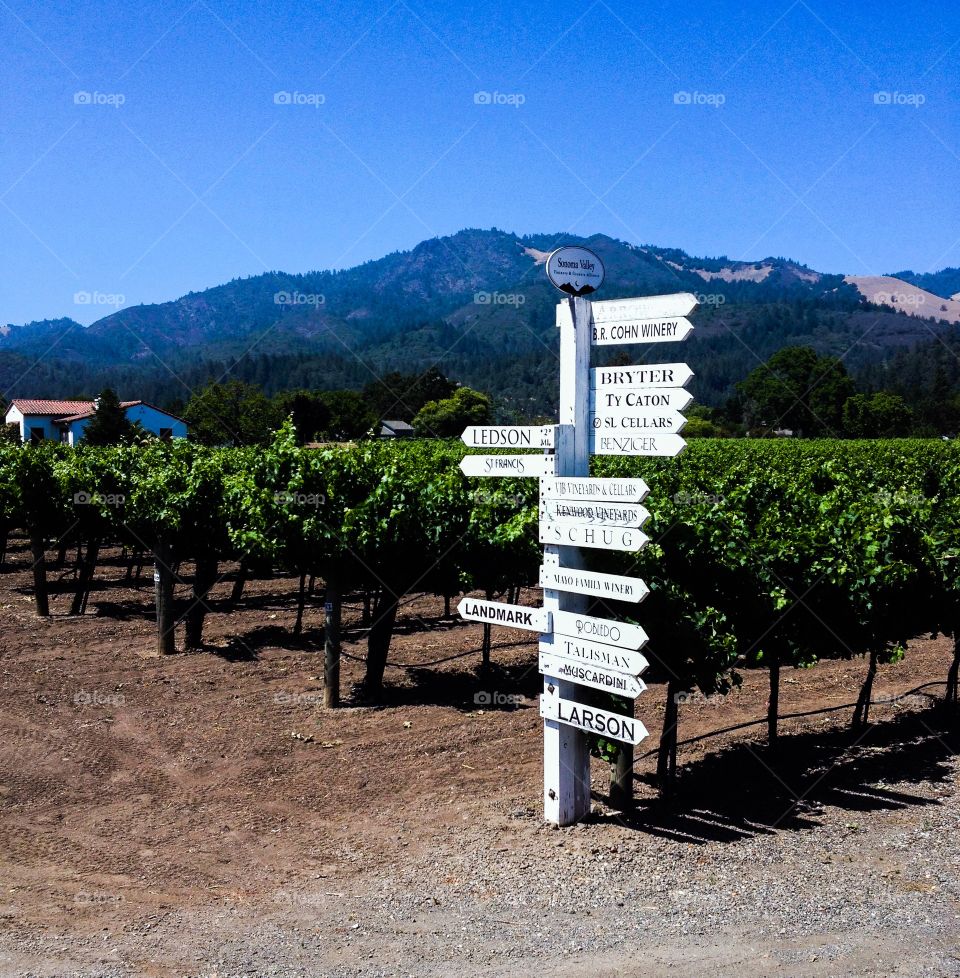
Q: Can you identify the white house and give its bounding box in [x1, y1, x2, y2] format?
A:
[5, 399, 187, 445]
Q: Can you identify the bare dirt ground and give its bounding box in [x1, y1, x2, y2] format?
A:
[0, 536, 958, 977]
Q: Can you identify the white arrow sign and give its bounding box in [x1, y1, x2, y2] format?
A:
[461, 425, 555, 449]
[591, 316, 694, 346]
[457, 597, 550, 632]
[589, 388, 694, 412]
[539, 565, 648, 603]
[541, 634, 649, 676]
[590, 409, 687, 434]
[591, 362, 694, 390]
[590, 293, 698, 323]
[540, 693, 648, 745]
[590, 433, 687, 457]
[539, 523, 649, 552]
[540, 477, 649, 504]
[459, 454, 556, 477]
[540, 499, 649, 528]
[551, 610, 649, 652]
[539, 652, 646, 698]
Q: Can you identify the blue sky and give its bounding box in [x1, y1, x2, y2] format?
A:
[1, 0, 958, 325]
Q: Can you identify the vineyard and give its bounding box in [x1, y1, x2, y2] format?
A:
[2, 426, 958, 790]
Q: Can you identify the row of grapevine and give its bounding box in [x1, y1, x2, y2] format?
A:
[0, 430, 957, 764]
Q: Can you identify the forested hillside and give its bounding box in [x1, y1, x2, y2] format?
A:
[3, 229, 959, 417]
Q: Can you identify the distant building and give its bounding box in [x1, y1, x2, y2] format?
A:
[5, 399, 187, 445]
[379, 419, 415, 439]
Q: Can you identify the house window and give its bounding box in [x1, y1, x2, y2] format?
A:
[29, 427, 45, 444]
[158, 427, 173, 441]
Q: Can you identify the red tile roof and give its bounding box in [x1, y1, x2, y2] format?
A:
[55, 400, 186, 425]
[55, 400, 140, 423]
[9, 399, 94, 417]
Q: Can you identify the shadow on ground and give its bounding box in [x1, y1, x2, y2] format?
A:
[599, 708, 957, 844]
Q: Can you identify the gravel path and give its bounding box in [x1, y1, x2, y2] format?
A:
[2, 756, 958, 978]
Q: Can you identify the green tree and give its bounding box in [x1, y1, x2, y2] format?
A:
[363, 368, 458, 422]
[843, 392, 915, 437]
[737, 346, 854, 435]
[316, 390, 377, 440]
[83, 389, 137, 445]
[183, 380, 277, 446]
[273, 390, 332, 444]
[413, 387, 492, 437]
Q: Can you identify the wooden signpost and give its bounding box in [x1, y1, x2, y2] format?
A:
[540, 633, 650, 677]
[590, 408, 688, 434]
[540, 692, 649, 745]
[589, 388, 694, 412]
[538, 651, 647, 698]
[539, 498, 649, 528]
[456, 244, 696, 825]
[458, 454, 556, 477]
[591, 363, 694, 390]
[457, 597, 550, 632]
[590, 432, 688, 457]
[461, 425, 555, 449]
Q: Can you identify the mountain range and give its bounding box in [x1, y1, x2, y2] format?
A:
[4, 229, 959, 418]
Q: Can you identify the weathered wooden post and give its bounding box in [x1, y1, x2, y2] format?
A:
[458, 245, 696, 826]
[323, 589, 341, 708]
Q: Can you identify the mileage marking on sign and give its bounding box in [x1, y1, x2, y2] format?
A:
[461, 425, 555, 449]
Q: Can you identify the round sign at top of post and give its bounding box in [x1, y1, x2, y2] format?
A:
[545, 246, 605, 297]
